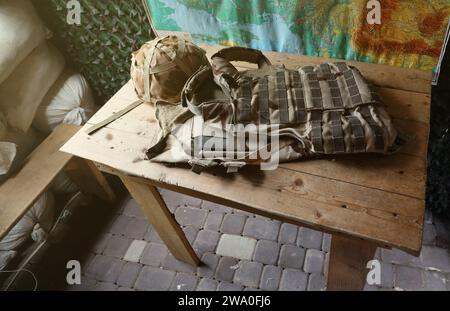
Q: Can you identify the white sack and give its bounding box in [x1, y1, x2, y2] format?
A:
[0, 43, 65, 132]
[51, 171, 78, 195]
[0, 128, 45, 184]
[33, 71, 97, 134]
[0, 192, 55, 251]
[0, 0, 49, 84]
[0, 112, 7, 139]
[0, 142, 16, 175]
[0, 250, 17, 270]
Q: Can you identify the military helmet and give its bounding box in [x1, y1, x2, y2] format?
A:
[130, 35, 209, 103]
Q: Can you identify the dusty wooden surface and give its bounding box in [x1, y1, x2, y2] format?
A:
[61, 46, 431, 255]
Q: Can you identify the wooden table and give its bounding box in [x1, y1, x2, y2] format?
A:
[61, 45, 431, 291]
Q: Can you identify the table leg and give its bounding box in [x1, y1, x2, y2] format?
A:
[120, 175, 200, 266]
[327, 234, 377, 291]
[67, 158, 116, 204]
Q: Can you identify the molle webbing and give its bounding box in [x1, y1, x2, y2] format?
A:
[258, 77, 270, 124]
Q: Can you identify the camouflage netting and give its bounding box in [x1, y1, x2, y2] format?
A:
[32, 0, 449, 218]
[34, 0, 154, 103]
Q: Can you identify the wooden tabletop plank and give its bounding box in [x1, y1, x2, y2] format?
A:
[201, 45, 433, 95]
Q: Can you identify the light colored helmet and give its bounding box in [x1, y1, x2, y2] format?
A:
[130, 35, 209, 104]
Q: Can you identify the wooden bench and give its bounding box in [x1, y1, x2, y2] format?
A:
[0, 124, 115, 241]
[61, 46, 431, 290]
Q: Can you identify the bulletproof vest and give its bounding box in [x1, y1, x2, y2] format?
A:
[148, 47, 404, 173]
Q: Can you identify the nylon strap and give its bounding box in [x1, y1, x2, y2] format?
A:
[236, 77, 252, 122]
[344, 70, 363, 108]
[310, 110, 324, 153]
[291, 71, 306, 123]
[347, 116, 366, 152]
[276, 71, 289, 124]
[85, 100, 144, 135]
[258, 77, 270, 124]
[360, 106, 385, 152]
[329, 111, 345, 153]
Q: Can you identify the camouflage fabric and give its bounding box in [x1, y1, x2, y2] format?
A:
[149, 46, 402, 172]
[131, 35, 209, 103]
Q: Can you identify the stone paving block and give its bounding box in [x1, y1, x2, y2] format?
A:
[91, 233, 111, 254]
[278, 245, 306, 269]
[216, 234, 257, 260]
[423, 270, 447, 291]
[103, 235, 131, 259]
[215, 257, 239, 282]
[175, 207, 208, 228]
[122, 197, 145, 219]
[196, 278, 219, 291]
[135, 266, 175, 291]
[434, 216, 450, 249]
[197, 253, 220, 278]
[221, 214, 247, 235]
[162, 252, 197, 274]
[307, 273, 326, 291]
[117, 262, 141, 288]
[217, 282, 243, 291]
[202, 200, 232, 213]
[278, 223, 298, 245]
[253, 240, 280, 265]
[170, 273, 199, 291]
[244, 287, 262, 291]
[279, 269, 308, 291]
[303, 249, 325, 274]
[419, 246, 450, 272]
[204, 212, 224, 231]
[67, 276, 97, 291]
[297, 227, 323, 250]
[140, 242, 168, 267]
[423, 223, 437, 245]
[123, 240, 147, 262]
[243, 218, 280, 241]
[85, 255, 125, 283]
[395, 265, 424, 291]
[94, 282, 118, 291]
[193, 229, 220, 253]
[160, 189, 202, 209]
[118, 287, 135, 291]
[259, 265, 282, 291]
[322, 234, 331, 252]
[424, 208, 433, 224]
[124, 217, 149, 240]
[233, 261, 263, 288]
[379, 262, 394, 289]
[183, 226, 199, 244]
[144, 226, 163, 244]
[380, 248, 421, 266]
[108, 215, 134, 235]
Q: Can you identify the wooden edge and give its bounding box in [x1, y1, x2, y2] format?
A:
[96, 162, 421, 255]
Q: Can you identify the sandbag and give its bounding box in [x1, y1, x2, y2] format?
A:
[0, 0, 49, 84]
[0, 192, 55, 252]
[0, 128, 45, 184]
[50, 171, 78, 195]
[0, 111, 7, 139]
[0, 43, 65, 132]
[0, 250, 17, 271]
[33, 71, 97, 134]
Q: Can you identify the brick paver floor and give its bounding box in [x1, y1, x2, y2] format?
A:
[15, 187, 450, 291]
